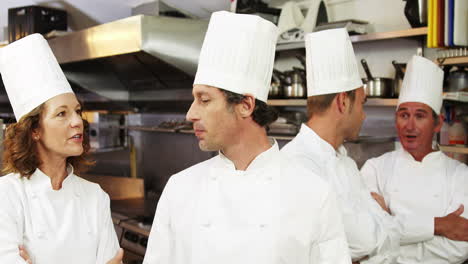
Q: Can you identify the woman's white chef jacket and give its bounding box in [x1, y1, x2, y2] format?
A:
[143, 140, 351, 264]
[281, 124, 401, 263]
[361, 148, 468, 264]
[0, 166, 120, 264]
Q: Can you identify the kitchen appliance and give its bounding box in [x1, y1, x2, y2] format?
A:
[361, 59, 394, 98]
[277, 0, 328, 43]
[392, 61, 407, 97]
[8, 5, 67, 42]
[446, 67, 468, 92]
[403, 0, 428, 27]
[313, 19, 369, 35]
[85, 112, 123, 150]
[111, 210, 150, 264]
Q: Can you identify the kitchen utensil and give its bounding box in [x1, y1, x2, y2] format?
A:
[445, 0, 449, 46]
[269, 69, 282, 98]
[437, 0, 445, 47]
[447, 67, 468, 92]
[403, 0, 428, 27]
[448, 0, 454, 46]
[295, 54, 306, 69]
[433, 0, 439, 47]
[392, 60, 406, 97]
[453, 0, 468, 46]
[281, 68, 306, 98]
[361, 59, 394, 98]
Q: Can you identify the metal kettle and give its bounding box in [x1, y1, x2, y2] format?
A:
[281, 67, 307, 98]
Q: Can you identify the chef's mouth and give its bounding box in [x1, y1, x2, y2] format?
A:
[406, 135, 417, 139]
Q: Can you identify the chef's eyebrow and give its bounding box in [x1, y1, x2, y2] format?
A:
[415, 109, 428, 114]
[54, 103, 81, 110]
[193, 91, 209, 97]
[397, 107, 408, 112]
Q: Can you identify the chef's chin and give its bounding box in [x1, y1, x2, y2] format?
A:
[198, 140, 220, 152]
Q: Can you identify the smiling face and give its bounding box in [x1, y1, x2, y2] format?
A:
[186, 84, 240, 151]
[395, 102, 443, 159]
[33, 93, 84, 160]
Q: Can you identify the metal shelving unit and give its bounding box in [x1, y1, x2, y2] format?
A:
[276, 27, 428, 51]
[267, 98, 399, 107]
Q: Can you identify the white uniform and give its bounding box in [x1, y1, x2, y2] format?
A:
[282, 124, 400, 263]
[0, 166, 120, 264]
[361, 148, 468, 264]
[143, 141, 351, 264]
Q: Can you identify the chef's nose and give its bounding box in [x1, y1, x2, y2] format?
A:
[186, 101, 199, 122]
[406, 116, 415, 130]
[70, 111, 83, 128]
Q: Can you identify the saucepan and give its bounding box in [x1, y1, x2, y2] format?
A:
[392, 60, 406, 97]
[361, 59, 394, 98]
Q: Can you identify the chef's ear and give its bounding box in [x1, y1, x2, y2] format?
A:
[433, 113, 444, 133]
[31, 129, 40, 141]
[237, 94, 256, 118]
[335, 92, 348, 114]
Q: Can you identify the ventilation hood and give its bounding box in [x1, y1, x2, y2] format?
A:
[47, 15, 209, 111]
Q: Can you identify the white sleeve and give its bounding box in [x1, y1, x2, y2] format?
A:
[143, 178, 174, 264]
[361, 158, 434, 246]
[0, 179, 28, 264]
[95, 191, 120, 264]
[360, 159, 381, 193]
[313, 187, 352, 264]
[405, 164, 468, 263]
[341, 184, 400, 262]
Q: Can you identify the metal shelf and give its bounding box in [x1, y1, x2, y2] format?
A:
[443, 92, 468, 103]
[90, 146, 127, 153]
[439, 145, 468, 154]
[267, 98, 398, 107]
[276, 27, 427, 51]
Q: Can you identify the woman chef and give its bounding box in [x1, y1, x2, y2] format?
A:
[0, 34, 122, 263]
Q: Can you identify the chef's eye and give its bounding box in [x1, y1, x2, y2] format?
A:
[76, 109, 82, 115]
[57, 111, 66, 117]
[415, 113, 425, 119]
[200, 98, 210, 103]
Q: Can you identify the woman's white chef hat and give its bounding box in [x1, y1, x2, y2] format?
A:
[0, 33, 73, 121]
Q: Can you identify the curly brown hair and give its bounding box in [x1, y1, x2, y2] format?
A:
[2, 103, 94, 178]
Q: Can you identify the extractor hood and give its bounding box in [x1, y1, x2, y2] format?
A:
[47, 15, 209, 111]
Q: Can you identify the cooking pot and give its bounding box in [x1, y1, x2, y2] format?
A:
[277, 68, 307, 98]
[361, 59, 394, 98]
[269, 69, 283, 98]
[392, 60, 406, 97]
[447, 66, 468, 92]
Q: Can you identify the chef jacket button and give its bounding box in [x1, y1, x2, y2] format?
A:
[202, 223, 211, 228]
[210, 176, 217, 181]
[37, 231, 45, 238]
[266, 176, 273, 181]
[259, 224, 267, 228]
[433, 194, 439, 198]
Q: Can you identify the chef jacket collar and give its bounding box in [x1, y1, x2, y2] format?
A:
[26, 164, 77, 194]
[398, 147, 443, 165]
[217, 138, 279, 173]
[298, 123, 346, 159]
